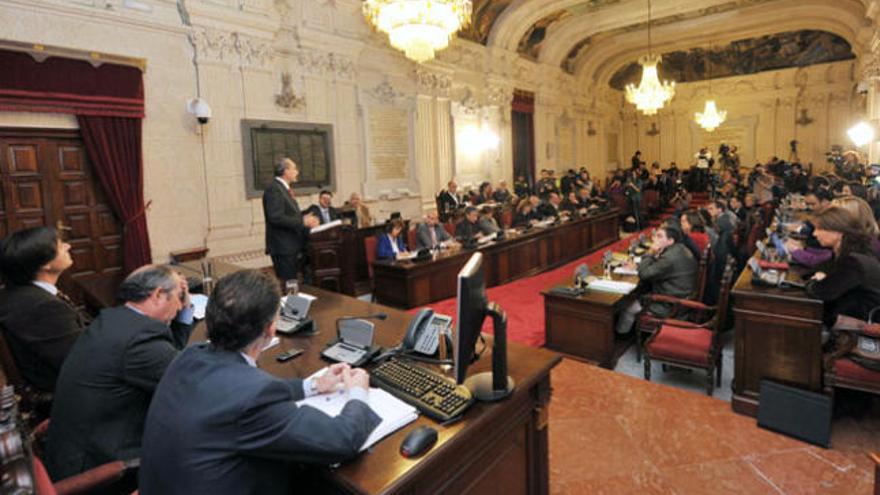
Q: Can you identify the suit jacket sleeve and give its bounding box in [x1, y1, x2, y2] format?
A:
[376, 235, 394, 260]
[123, 325, 181, 391]
[236, 380, 381, 464]
[415, 224, 431, 249]
[264, 185, 304, 232]
[21, 297, 83, 372]
[638, 250, 676, 282]
[169, 319, 195, 350]
[806, 255, 862, 302]
[437, 225, 451, 242]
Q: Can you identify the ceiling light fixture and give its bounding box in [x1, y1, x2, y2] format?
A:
[848, 121, 876, 147]
[362, 0, 472, 63]
[624, 0, 675, 115]
[695, 47, 727, 132]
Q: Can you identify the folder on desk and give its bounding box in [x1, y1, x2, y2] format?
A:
[296, 387, 418, 451]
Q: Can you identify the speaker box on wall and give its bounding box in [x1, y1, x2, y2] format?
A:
[756, 379, 832, 448]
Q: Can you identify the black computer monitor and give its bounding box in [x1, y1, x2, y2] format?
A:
[454, 253, 514, 401]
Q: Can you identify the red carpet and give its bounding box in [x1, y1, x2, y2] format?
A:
[409, 226, 653, 347]
[409, 195, 708, 348]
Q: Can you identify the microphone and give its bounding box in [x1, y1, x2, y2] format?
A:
[573, 264, 590, 289]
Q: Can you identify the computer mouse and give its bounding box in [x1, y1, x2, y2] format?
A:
[400, 425, 438, 458]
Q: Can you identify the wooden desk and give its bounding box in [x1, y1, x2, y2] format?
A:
[542, 263, 637, 368]
[372, 209, 619, 309]
[190, 284, 562, 494]
[731, 262, 824, 417]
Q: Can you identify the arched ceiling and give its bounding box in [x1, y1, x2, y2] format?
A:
[456, 0, 874, 84]
[608, 30, 855, 90]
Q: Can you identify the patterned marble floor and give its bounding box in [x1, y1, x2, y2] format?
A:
[548, 358, 879, 494]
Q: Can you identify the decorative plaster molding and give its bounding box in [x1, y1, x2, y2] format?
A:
[274, 72, 306, 111]
[289, 47, 355, 80]
[415, 69, 452, 97]
[368, 79, 404, 105]
[190, 27, 273, 70]
[485, 84, 511, 107]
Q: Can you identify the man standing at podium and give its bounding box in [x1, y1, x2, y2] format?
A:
[263, 158, 320, 283]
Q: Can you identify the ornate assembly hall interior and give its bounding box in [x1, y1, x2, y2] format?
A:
[1, 0, 880, 494]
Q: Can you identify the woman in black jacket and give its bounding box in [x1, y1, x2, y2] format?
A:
[805, 205, 880, 325]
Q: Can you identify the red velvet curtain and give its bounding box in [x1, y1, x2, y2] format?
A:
[0, 49, 150, 272]
[77, 116, 151, 272]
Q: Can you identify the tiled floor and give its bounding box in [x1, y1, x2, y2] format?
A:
[548, 358, 879, 494]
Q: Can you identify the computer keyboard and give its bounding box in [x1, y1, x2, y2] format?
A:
[370, 358, 474, 422]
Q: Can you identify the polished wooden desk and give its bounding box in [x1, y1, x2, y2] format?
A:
[372, 209, 619, 309]
[731, 261, 824, 417]
[542, 263, 637, 369]
[188, 280, 561, 494]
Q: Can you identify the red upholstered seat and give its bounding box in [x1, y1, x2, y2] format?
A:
[689, 232, 709, 254]
[834, 358, 880, 385]
[407, 227, 417, 251]
[443, 222, 455, 237]
[32, 455, 55, 495]
[646, 325, 713, 366]
[364, 236, 378, 279]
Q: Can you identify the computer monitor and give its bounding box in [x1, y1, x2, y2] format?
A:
[454, 253, 514, 401]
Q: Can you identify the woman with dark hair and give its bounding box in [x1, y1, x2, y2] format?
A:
[805, 206, 880, 324]
[376, 220, 409, 260]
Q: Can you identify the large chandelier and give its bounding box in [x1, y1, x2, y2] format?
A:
[624, 0, 675, 115]
[363, 0, 473, 63]
[696, 100, 727, 132]
[695, 47, 727, 132]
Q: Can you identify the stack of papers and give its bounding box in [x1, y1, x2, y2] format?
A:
[296, 387, 418, 451]
[613, 266, 639, 276]
[310, 220, 343, 234]
[587, 279, 637, 294]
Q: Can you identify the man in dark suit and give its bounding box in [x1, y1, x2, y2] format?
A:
[0, 227, 88, 393]
[537, 192, 568, 220]
[455, 207, 485, 244]
[263, 158, 320, 282]
[305, 189, 341, 225]
[416, 210, 452, 250]
[438, 180, 464, 215]
[46, 264, 195, 482]
[139, 270, 380, 494]
[615, 226, 697, 334]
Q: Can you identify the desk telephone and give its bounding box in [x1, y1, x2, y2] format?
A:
[403, 309, 452, 355]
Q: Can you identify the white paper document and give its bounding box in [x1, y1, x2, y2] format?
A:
[296, 387, 418, 451]
[587, 279, 637, 294]
[310, 219, 343, 234]
[191, 293, 209, 319]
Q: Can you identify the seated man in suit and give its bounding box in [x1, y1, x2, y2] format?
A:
[477, 206, 502, 236]
[305, 190, 340, 225]
[438, 180, 464, 215]
[455, 207, 486, 245]
[46, 264, 195, 482]
[0, 226, 88, 393]
[615, 226, 697, 334]
[345, 192, 373, 228]
[537, 192, 569, 221]
[493, 180, 512, 204]
[416, 210, 453, 250]
[376, 220, 410, 260]
[139, 270, 380, 494]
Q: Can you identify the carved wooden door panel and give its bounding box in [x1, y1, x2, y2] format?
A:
[0, 128, 124, 294]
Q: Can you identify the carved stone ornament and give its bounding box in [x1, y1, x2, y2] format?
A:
[486, 84, 511, 107]
[457, 87, 482, 115]
[795, 109, 814, 127]
[646, 122, 660, 137]
[368, 79, 404, 105]
[189, 27, 273, 70]
[291, 49, 355, 80]
[275, 72, 306, 111]
[415, 70, 452, 97]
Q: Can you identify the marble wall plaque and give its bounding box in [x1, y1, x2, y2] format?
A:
[368, 107, 410, 180]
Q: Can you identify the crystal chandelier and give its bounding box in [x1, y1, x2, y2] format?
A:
[695, 47, 727, 132]
[624, 0, 675, 115]
[696, 100, 727, 132]
[363, 0, 473, 63]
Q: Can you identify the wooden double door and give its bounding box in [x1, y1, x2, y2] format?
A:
[0, 128, 123, 296]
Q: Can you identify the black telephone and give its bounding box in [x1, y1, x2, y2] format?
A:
[402, 309, 452, 355]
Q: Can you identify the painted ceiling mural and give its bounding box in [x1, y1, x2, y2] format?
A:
[516, 1, 621, 60]
[459, 0, 516, 45]
[608, 30, 855, 90]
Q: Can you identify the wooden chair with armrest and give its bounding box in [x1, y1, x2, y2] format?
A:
[642, 257, 735, 396]
[0, 329, 53, 425]
[822, 314, 880, 400]
[635, 243, 712, 362]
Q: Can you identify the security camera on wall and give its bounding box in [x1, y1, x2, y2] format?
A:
[187, 98, 212, 124]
